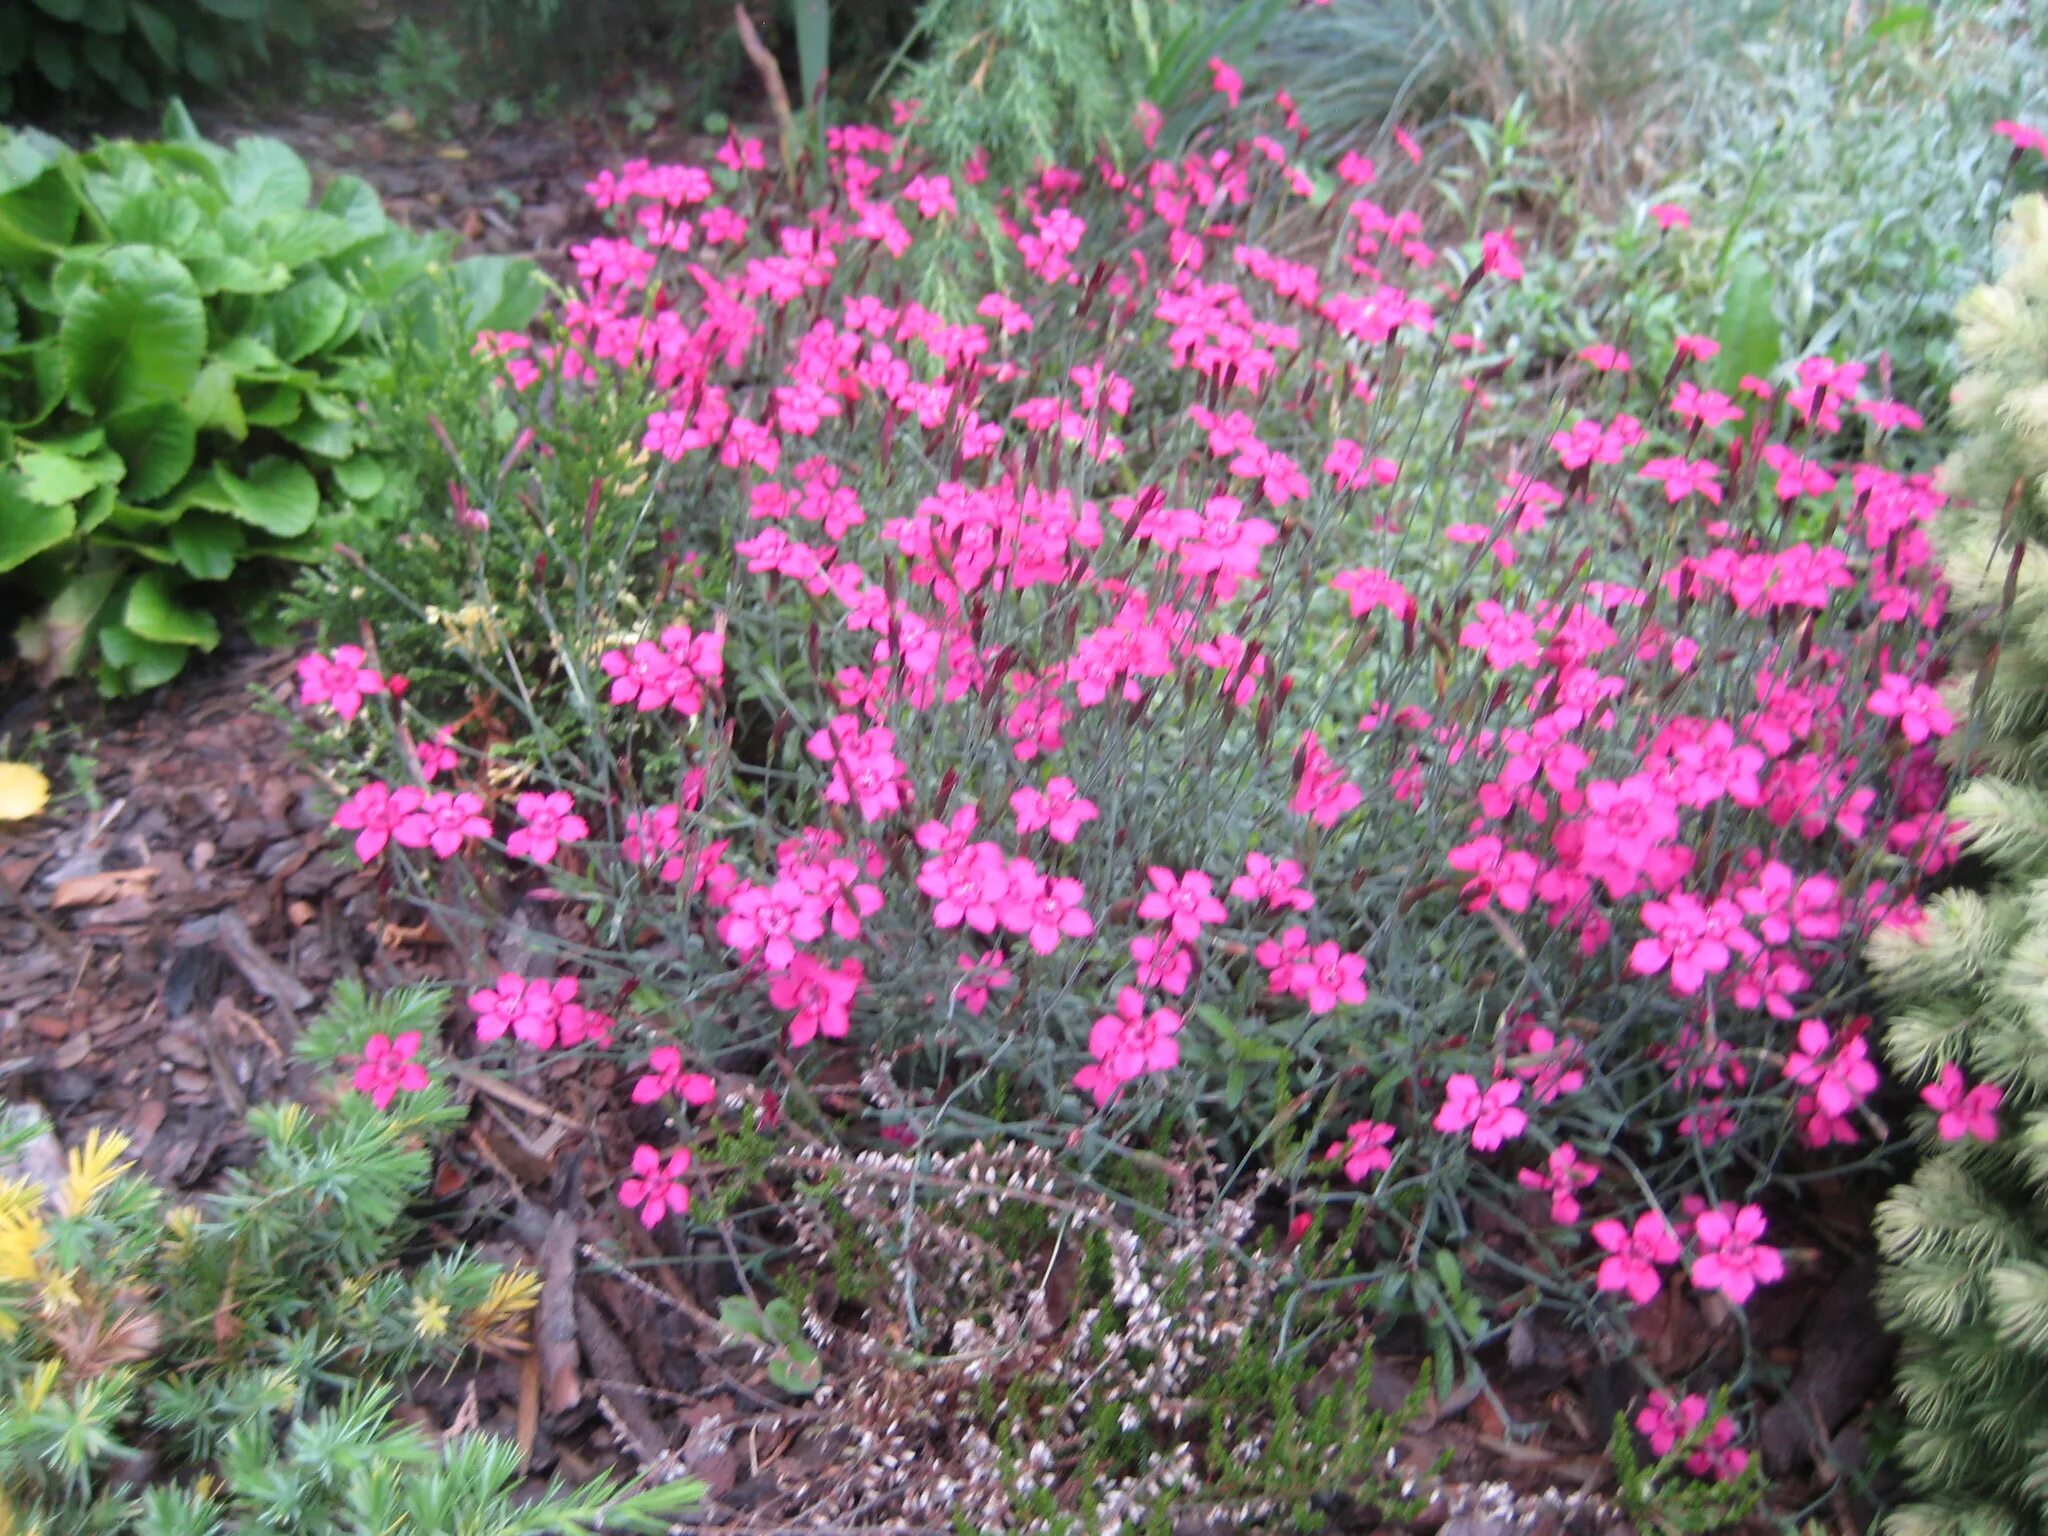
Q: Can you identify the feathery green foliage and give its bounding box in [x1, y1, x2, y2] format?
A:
[0, 981, 702, 1535]
[1872, 193, 2048, 1536]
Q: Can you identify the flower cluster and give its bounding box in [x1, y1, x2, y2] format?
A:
[308, 69, 1952, 1390]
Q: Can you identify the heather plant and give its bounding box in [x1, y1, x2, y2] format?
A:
[0, 110, 543, 695]
[291, 69, 1952, 1452]
[1868, 194, 2048, 1536]
[0, 980, 701, 1534]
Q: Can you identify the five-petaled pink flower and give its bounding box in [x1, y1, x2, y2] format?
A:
[298, 646, 385, 721]
[1137, 867, 1229, 943]
[332, 781, 422, 862]
[1921, 1064, 2002, 1143]
[1866, 672, 1953, 744]
[1327, 1119, 1396, 1183]
[354, 1031, 430, 1109]
[1434, 1074, 1527, 1151]
[394, 790, 492, 860]
[1688, 1203, 1784, 1305]
[619, 1145, 692, 1227]
[631, 1046, 717, 1108]
[1518, 1143, 1597, 1224]
[1592, 1211, 1681, 1304]
[506, 791, 590, 864]
[1011, 778, 1100, 843]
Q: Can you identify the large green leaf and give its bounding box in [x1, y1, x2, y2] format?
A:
[0, 160, 82, 267]
[185, 358, 247, 439]
[265, 275, 352, 362]
[14, 441, 120, 504]
[222, 137, 311, 217]
[449, 254, 546, 334]
[167, 512, 244, 579]
[105, 400, 198, 502]
[124, 569, 220, 650]
[0, 472, 75, 572]
[98, 620, 189, 692]
[216, 455, 318, 536]
[1712, 252, 1782, 400]
[59, 245, 206, 414]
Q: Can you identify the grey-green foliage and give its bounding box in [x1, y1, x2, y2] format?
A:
[1868, 195, 2048, 1536]
[0, 106, 543, 695]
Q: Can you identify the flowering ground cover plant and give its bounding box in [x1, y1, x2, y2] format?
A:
[290, 62, 1961, 1480]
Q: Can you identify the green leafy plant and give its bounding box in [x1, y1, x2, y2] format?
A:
[0, 109, 542, 695]
[1869, 192, 2048, 1536]
[0, 979, 702, 1533]
[0, 0, 328, 113]
[718, 1294, 823, 1395]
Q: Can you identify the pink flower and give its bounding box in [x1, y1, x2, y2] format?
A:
[1291, 731, 1362, 826]
[1231, 852, 1315, 913]
[1866, 672, 1953, 743]
[1630, 893, 1755, 995]
[1689, 1203, 1784, 1305]
[721, 878, 828, 971]
[954, 949, 1015, 1015]
[1783, 1019, 1880, 1120]
[1207, 56, 1244, 108]
[631, 1046, 717, 1108]
[505, 791, 589, 864]
[1480, 228, 1523, 282]
[1995, 119, 2048, 157]
[354, 1031, 430, 1109]
[297, 645, 385, 721]
[1137, 867, 1228, 943]
[1434, 1074, 1526, 1151]
[1639, 456, 1724, 505]
[1921, 1064, 2002, 1143]
[1327, 1119, 1396, 1183]
[1011, 778, 1099, 843]
[1011, 871, 1096, 955]
[1579, 343, 1632, 373]
[619, 1145, 691, 1228]
[332, 781, 422, 863]
[1075, 988, 1183, 1106]
[393, 790, 492, 860]
[1592, 1212, 1681, 1305]
[1459, 601, 1543, 670]
[1673, 333, 1720, 362]
[469, 974, 587, 1051]
[1760, 443, 1838, 500]
[1637, 1393, 1747, 1480]
[1647, 202, 1691, 230]
[769, 953, 865, 1046]
[1331, 565, 1415, 620]
[1518, 1143, 1597, 1224]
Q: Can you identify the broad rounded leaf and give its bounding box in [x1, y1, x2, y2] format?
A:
[0, 473, 75, 572]
[60, 246, 206, 415]
[123, 570, 220, 650]
[265, 275, 352, 362]
[223, 137, 311, 217]
[98, 622, 189, 692]
[216, 455, 318, 536]
[105, 401, 198, 503]
[167, 513, 244, 579]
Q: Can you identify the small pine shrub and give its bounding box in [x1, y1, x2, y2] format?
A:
[1869, 193, 2048, 1536]
[0, 980, 700, 1534]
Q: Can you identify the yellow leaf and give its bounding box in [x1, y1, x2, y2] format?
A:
[58, 1129, 132, 1217]
[0, 764, 49, 823]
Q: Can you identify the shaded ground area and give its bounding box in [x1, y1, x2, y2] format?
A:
[0, 100, 1901, 1536]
